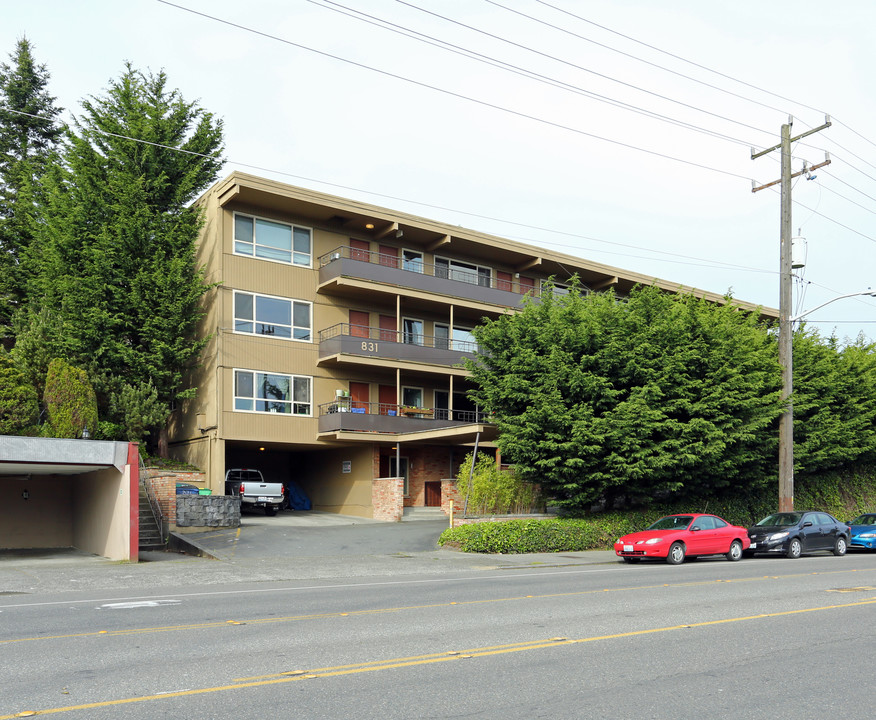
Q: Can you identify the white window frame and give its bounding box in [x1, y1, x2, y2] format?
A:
[402, 248, 424, 273]
[233, 211, 312, 267]
[435, 256, 492, 287]
[401, 386, 424, 408]
[233, 368, 312, 416]
[233, 290, 312, 342]
[402, 317, 424, 346]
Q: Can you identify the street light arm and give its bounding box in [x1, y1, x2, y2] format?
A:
[791, 289, 876, 323]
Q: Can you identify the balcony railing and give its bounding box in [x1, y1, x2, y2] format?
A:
[318, 400, 491, 435]
[320, 322, 478, 352]
[318, 246, 538, 306]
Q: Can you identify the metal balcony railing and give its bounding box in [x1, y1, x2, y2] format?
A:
[318, 245, 540, 297]
[319, 323, 479, 354]
[319, 400, 489, 424]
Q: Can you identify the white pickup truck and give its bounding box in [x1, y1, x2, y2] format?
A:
[224, 468, 285, 516]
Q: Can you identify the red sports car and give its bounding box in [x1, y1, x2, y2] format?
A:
[614, 513, 751, 565]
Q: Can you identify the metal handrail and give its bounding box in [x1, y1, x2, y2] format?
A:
[139, 457, 166, 545]
[318, 245, 540, 296]
[318, 323, 478, 354]
[319, 400, 489, 424]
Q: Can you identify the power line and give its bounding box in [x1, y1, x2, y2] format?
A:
[311, 0, 759, 148]
[394, 0, 777, 143]
[533, 0, 825, 117]
[3, 103, 775, 281]
[155, 0, 755, 183]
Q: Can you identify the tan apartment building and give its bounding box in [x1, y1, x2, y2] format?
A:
[168, 172, 775, 518]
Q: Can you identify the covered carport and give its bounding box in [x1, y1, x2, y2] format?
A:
[0, 436, 140, 562]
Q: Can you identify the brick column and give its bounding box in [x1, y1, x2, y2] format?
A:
[372, 476, 404, 522]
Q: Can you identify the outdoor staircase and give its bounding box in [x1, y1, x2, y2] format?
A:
[138, 484, 165, 550]
[401, 506, 447, 522]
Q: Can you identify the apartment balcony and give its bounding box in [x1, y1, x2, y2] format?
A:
[317, 246, 535, 310]
[318, 401, 494, 441]
[318, 323, 476, 372]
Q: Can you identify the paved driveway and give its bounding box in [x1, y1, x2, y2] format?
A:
[180, 511, 451, 560]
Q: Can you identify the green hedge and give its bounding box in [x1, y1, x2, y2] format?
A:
[438, 468, 876, 554]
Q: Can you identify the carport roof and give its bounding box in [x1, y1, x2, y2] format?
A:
[0, 436, 130, 476]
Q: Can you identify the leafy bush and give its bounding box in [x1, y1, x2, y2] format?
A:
[456, 451, 543, 515]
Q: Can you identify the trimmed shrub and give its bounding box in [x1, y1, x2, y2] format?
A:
[43, 358, 98, 438]
[439, 468, 876, 553]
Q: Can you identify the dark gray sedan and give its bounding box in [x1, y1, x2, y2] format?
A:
[746, 511, 850, 558]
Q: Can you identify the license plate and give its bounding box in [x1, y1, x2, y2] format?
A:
[257, 496, 269, 502]
[749, 542, 757, 549]
[624, 545, 634, 552]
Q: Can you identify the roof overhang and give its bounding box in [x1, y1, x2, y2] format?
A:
[0, 436, 131, 476]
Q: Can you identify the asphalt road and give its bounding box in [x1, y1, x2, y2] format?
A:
[2, 531, 875, 719]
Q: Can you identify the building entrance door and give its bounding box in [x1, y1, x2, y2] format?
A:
[425, 481, 441, 507]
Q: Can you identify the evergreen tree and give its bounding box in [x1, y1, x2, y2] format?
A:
[0, 347, 39, 434]
[467, 283, 785, 512]
[0, 37, 64, 337]
[29, 64, 224, 452]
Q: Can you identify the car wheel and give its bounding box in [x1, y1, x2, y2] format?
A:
[265, 506, 277, 517]
[666, 542, 685, 565]
[622, 557, 641, 564]
[786, 537, 802, 559]
[726, 540, 743, 562]
[833, 536, 848, 556]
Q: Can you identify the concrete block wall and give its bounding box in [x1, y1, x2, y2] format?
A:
[176, 495, 240, 530]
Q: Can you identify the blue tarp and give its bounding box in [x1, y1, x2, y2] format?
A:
[285, 482, 312, 511]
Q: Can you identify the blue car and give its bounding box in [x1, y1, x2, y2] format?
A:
[848, 513, 876, 550]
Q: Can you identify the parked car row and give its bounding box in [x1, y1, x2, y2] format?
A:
[614, 511, 863, 565]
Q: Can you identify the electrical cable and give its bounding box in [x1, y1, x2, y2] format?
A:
[155, 0, 756, 182]
[310, 0, 759, 148]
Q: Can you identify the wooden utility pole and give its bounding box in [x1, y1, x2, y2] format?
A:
[752, 115, 831, 512]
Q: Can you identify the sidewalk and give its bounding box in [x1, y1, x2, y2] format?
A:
[0, 514, 619, 597]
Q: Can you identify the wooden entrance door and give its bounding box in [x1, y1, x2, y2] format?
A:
[425, 481, 441, 507]
[379, 314, 397, 342]
[349, 310, 370, 338]
[350, 238, 370, 261]
[350, 382, 369, 413]
[379, 384, 397, 415]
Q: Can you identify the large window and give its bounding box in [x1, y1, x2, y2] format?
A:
[434, 324, 477, 352]
[403, 318, 424, 345]
[402, 249, 424, 273]
[234, 213, 312, 266]
[435, 257, 491, 287]
[233, 291, 311, 341]
[234, 370, 311, 415]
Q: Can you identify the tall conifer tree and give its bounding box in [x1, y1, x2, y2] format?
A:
[0, 37, 64, 336]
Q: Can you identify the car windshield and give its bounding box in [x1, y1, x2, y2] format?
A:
[647, 515, 693, 531]
[851, 514, 876, 525]
[756, 513, 802, 527]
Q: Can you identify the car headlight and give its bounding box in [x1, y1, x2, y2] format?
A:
[644, 537, 662, 544]
[859, 533, 876, 538]
[768, 531, 789, 541]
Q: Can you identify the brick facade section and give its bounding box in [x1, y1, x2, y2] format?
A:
[372, 476, 404, 522]
[143, 469, 207, 531]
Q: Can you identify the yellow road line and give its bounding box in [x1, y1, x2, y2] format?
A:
[3, 596, 875, 719]
[3, 565, 875, 646]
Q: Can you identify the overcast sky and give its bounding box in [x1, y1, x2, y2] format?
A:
[4, 1, 875, 342]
